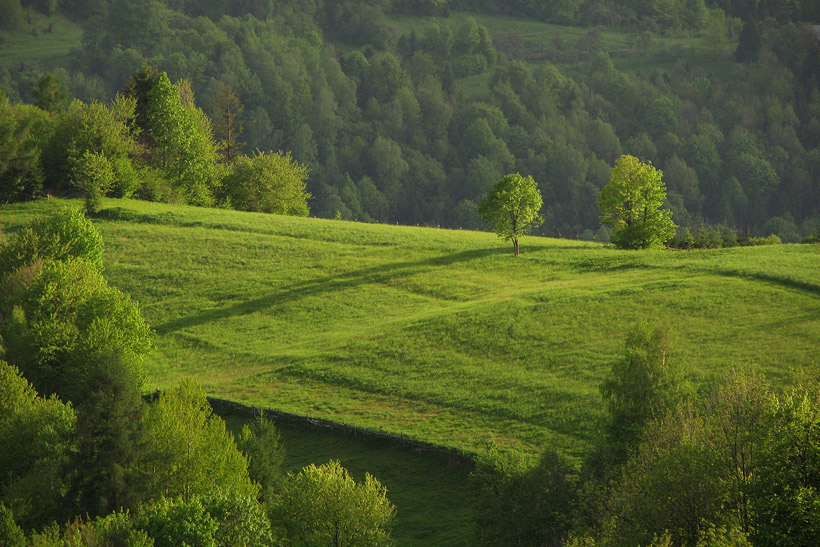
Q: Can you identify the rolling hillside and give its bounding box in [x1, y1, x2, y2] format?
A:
[2, 198, 819, 464]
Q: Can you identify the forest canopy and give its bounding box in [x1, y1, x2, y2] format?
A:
[1, 0, 819, 242]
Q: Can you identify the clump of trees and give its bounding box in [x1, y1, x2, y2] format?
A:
[2, 67, 311, 217]
[0, 209, 395, 547]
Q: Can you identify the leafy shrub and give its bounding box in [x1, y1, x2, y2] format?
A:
[219, 151, 310, 216]
[747, 234, 781, 246]
[138, 497, 217, 547]
[273, 460, 395, 547]
[42, 98, 138, 202]
[0, 207, 104, 276]
[0, 258, 152, 402]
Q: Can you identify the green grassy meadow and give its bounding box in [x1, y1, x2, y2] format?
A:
[2, 198, 818, 464]
[0, 13, 82, 66]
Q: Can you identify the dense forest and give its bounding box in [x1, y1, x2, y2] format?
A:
[1, 0, 819, 240]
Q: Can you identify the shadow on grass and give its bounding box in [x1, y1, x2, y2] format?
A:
[708, 268, 820, 297]
[154, 247, 509, 335]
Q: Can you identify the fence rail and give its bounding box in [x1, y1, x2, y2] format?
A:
[205, 397, 476, 468]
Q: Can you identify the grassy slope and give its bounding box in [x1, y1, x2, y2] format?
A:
[2, 198, 819, 465]
[0, 13, 82, 66]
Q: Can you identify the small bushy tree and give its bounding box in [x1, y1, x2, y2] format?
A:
[0, 92, 52, 204]
[601, 321, 684, 456]
[599, 155, 676, 249]
[220, 151, 310, 215]
[42, 97, 139, 202]
[0, 258, 152, 403]
[237, 415, 285, 501]
[0, 361, 76, 529]
[141, 382, 257, 502]
[477, 173, 543, 256]
[0, 207, 104, 276]
[274, 460, 395, 547]
[138, 497, 218, 547]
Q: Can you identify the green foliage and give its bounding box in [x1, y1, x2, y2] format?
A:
[696, 525, 752, 547]
[33, 73, 67, 113]
[0, 503, 26, 547]
[477, 173, 543, 256]
[142, 382, 257, 502]
[0, 360, 76, 529]
[601, 321, 684, 456]
[65, 359, 150, 518]
[59, 512, 155, 547]
[0, 206, 104, 275]
[74, 150, 116, 214]
[735, 19, 761, 63]
[0, 256, 152, 402]
[220, 151, 310, 216]
[0, 0, 24, 30]
[607, 408, 725, 546]
[237, 415, 285, 501]
[126, 69, 220, 206]
[599, 155, 676, 250]
[201, 491, 276, 547]
[473, 448, 576, 547]
[137, 497, 218, 547]
[274, 460, 395, 547]
[42, 98, 139, 202]
[0, 94, 52, 204]
[212, 85, 245, 164]
[752, 379, 820, 547]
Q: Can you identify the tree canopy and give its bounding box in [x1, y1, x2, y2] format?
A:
[599, 155, 677, 249]
[477, 173, 543, 256]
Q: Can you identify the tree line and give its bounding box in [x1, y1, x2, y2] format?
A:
[1, 67, 311, 216]
[0, 209, 395, 547]
[2, 0, 819, 241]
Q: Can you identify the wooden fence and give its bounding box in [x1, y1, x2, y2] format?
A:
[206, 397, 476, 468]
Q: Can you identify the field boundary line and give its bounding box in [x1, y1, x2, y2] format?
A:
[196, 395, 476, 467]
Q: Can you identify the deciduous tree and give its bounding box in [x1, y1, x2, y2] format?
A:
[477, 173, 543, 256]
[599, 155, 676, 249]
[273, 460, 395, 547]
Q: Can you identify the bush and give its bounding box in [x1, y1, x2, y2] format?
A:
[273, 460, 395, 547]
[42, 99, 138, 202]
[219, 151, 310, 216]
[0, 258, 152, 402]
[0, 207, 104, 276]
[747, 234, 781, 246]
[473, 449, 577, 547]
[138, 497, 217, 547]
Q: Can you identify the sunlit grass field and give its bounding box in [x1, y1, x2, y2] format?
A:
[2, 198, 819, 464]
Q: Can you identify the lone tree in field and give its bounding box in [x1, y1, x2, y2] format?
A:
[599, 155, 676, 250]
[478, 173, 543, 257]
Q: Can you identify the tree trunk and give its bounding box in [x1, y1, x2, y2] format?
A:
[513, 238, 519, 257]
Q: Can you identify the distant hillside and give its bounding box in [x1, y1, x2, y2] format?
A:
[3, 198, 818, 461]
[2, 0, 819, 243]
